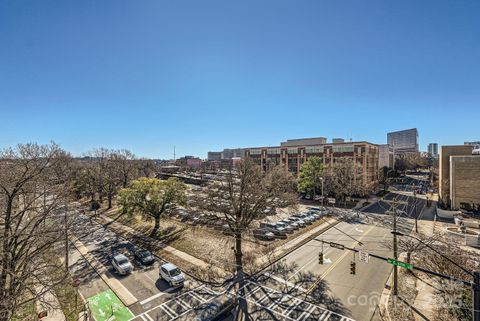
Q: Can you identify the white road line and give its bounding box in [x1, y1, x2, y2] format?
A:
[140, 315, 147, 321]
[188, 291, 206, 303]
[159, 304, 176, 318]
[139, 291, 170, 306]
[264, 272, 309, 293]
[286, 255, 318, 281]
[144, 314, 154, 321]
[176, 298, 191, 309]
[297, 304, 316, 321]
[319, 310, 331, 320]
[283, 297, 302, 317]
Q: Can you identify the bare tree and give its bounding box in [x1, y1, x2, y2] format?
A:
[0, 143, 72, 321]
[325, 158, 364, 206]
[197, 159, 296, 318]
[112, 149, 137, 188]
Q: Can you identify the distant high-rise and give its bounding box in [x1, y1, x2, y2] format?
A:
[465, 141, 480, 155]
[387, 128, 419, 154]
[428, 143, 439, 158]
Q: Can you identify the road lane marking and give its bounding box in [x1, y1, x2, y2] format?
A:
[160, 304, 176, 318]
[263, 272, 309, 293]
[139, 291, 170, 306]
[144, 314, 154, 321]
[306, 224, 377, 294]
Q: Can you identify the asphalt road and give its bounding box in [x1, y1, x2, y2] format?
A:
[69, 212, 223, 321]
[68, 208, 404, 321]
[243, 219, 394, 321]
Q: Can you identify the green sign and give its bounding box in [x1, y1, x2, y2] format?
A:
[87, 289, 134, 321]
[387, 258, 413, 270]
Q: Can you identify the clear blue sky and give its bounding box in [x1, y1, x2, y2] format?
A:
[1, 0, 479, 159]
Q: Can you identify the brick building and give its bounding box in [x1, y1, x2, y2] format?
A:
[244, 138, 379, 188]
[439, 145, 480, 210]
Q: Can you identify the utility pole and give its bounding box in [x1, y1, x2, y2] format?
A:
[474, 271, 480, 321]
[414, 192, 418, 233]
[392, 198, 398, 296]
[64, 200, 69, 272]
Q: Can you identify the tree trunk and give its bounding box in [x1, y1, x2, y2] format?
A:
[234, 230, 248, 320]
[107, 195, 112, 209]
[151, 214, 161, 236]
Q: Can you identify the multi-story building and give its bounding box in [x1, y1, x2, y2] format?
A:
[207, 148, 246, 161]
[378, 144, 394, 168]
[428, 143, 439, 158]
[207, 151, 222, 161]
[176, 156, 202, 168]
[244, 138, 379, 188]
[438, 145, 474, 206]
[387, 128, 419, 154]
[465, 141, 480, 155]
[449, 155, 480, 210]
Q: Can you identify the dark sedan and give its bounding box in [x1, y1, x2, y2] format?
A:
[134, 249, 155, 266]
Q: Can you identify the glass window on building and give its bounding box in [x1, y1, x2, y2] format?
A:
[267, 148, 281, 155]
[333, 145, 354, 153]
[287, 148, 298, 154]
[305, 146, 324, 154]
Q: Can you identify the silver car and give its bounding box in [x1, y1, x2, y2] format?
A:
[276, 221, 295, 233]
[112, 254, 133, 275]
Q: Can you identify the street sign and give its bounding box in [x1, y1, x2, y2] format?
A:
[329, 242, 345, 250]
[328, 198, 336, 204]
[387, 258, 414, 270]
[359, 251, 370, 263]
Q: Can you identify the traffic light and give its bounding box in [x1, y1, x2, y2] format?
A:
[318, 252, 324, 264]
[350, 261, 356, 275]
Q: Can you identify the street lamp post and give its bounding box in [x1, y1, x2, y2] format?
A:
[320, 177, 324, 207]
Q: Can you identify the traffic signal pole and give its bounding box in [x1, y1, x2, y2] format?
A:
[314, 239, 480, 321]
[392, 199, 398, 296]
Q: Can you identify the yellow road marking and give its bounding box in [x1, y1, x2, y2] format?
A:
[306, 224, 376, 294]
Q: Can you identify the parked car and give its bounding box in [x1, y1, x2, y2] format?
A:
[260, 222, 286, 237]
[281, 219, 299, 230]
[253, 228, 275, 240]
[134, 249, 155, 266]
[293, 213, 313, 224]
[159, 263, 185, 287]
[276, 221, 294, 233]
[112, 254, 133, 275]
[286, 217, 306, 228]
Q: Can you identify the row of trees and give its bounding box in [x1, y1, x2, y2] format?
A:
[0, 143, 159, 321]
[70, 149, 158, 209]
[297, 157, 369, 204]
[0, 143, 72, 321]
